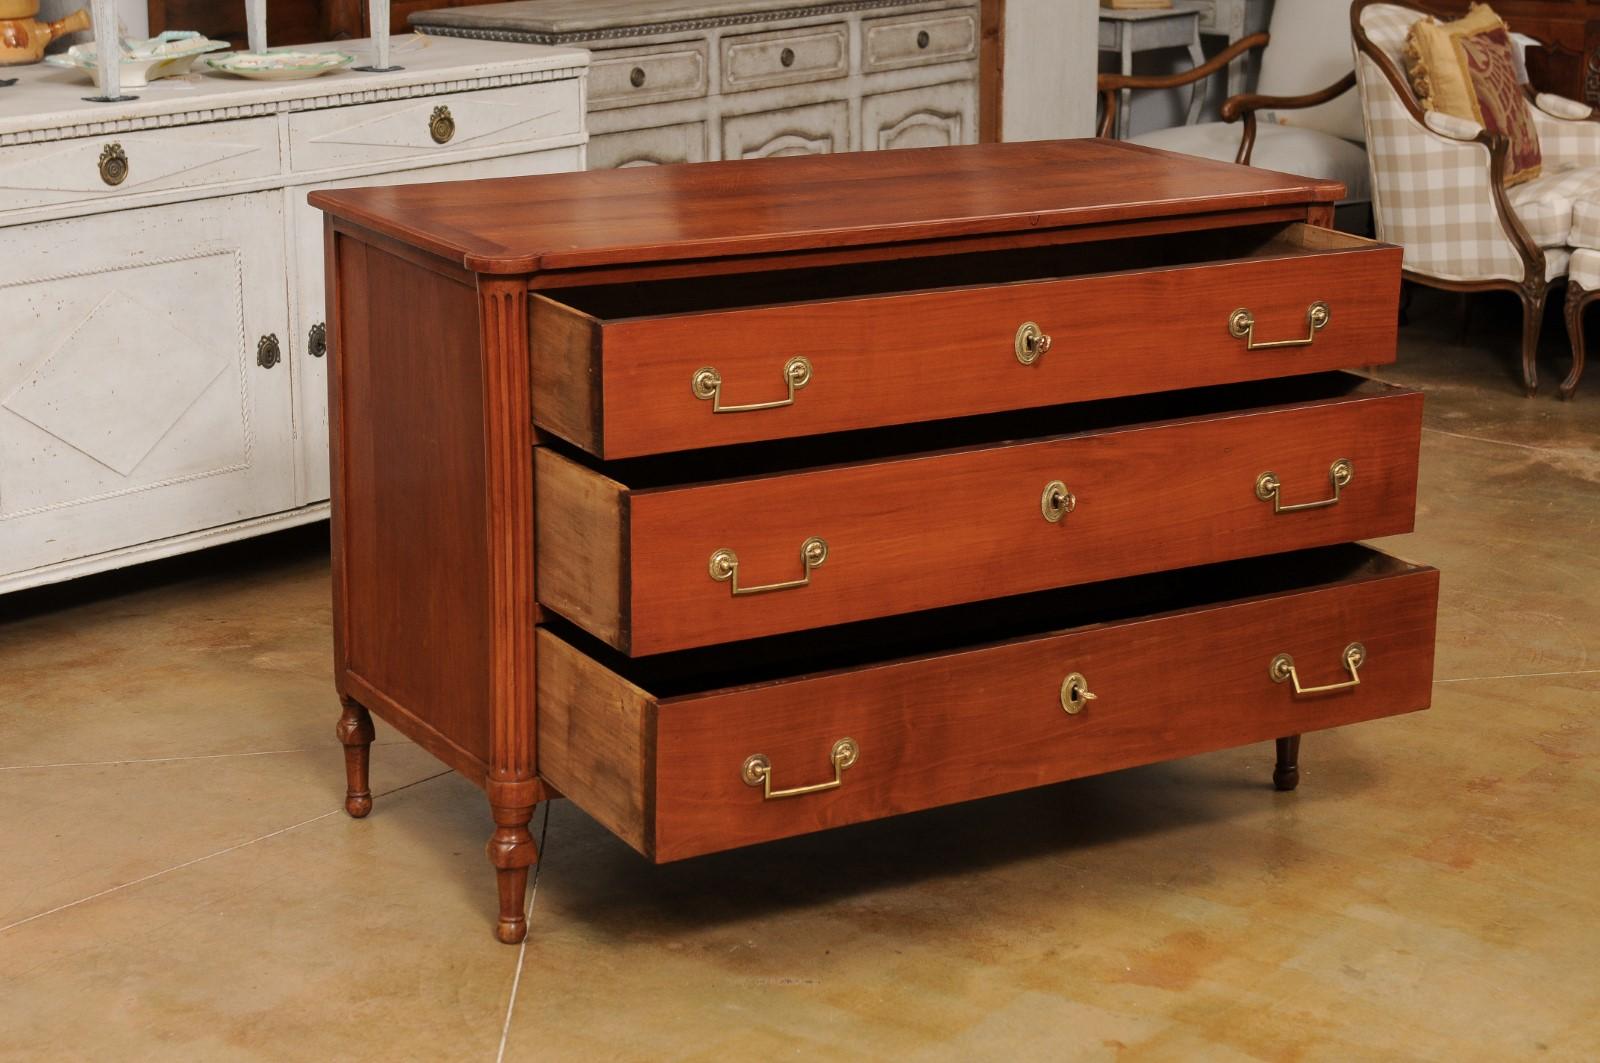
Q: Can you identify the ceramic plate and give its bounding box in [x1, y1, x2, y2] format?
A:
[44, 32, 229, 88]
[203, 50, 356, 81]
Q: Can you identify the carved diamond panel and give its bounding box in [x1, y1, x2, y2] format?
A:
[2, 290, 227, 477]
[310, 100, 561, 151]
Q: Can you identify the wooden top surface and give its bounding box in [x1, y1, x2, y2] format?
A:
[410, 0, 958, 38]
[309, 139, 1347, 275]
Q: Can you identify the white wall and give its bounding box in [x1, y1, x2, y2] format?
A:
[1002, 0, 1097, 141]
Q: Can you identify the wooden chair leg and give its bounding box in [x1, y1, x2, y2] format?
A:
[335, 698, 375, 818]
[487, 802, 539, 944]
[1518, 283, 1547, 396]
[1563, 281, 1589, 399]
[1273, 735, 1301, 792]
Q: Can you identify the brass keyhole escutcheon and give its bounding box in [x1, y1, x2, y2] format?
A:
[308, 322, 328, 359]
[98, 142, 128, 186]
[256, 333, 282, 370]
[917, 30, 931, 48]
[780, 47, 796, 67]
[1015, 321, 1052, 365]
[1041, 480, 1075, 523]
[429, 105, 456, 145]
[630, 66, 647, 88]
[1060, 673, 1097, 714]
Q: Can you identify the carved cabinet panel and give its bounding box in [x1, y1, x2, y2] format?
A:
[589, 122, 709, 169]
[0, 192, 295, 579]
[863, 81, 975, 150]
[722, 100, 850, 159]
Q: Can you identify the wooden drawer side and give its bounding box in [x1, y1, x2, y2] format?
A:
[531, 294, 604, 452]
[534, 448, 630, 648]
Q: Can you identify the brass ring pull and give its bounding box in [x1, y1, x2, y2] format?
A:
[98, 142, 128, 186]
[308, 321, 327, 359]
[1255, 459, 1352, 514]
[692, 356, 811, 413]
[1229, 301, 1330, 350]
[429, 105, 455, 145]
[709, 536, 827, 596]
[1271, 643, 1365, 696]
[1040, 480, 1076, 523]
[1060, 672, 1097, 714]
[1014, 321, 1052, 365]
[743, 738, 858, 800]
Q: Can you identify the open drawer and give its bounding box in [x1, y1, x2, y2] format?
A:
[535, 373, 1424, 655]
[529, 222, 1402, 459]
[536, 544, 1440, 862]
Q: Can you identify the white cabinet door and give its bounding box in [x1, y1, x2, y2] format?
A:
[0, 191, 294, 579]
[289, 145, 583, 504]
[862, 82, 977, 151]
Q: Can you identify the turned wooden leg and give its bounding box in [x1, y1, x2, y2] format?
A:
[1563, 281, 1589, 399]
[335, 698, 375, 818]
[1273, 735, 1301, 792]
[1518, 283, 1547, 396]
[487, 803, 538, 944]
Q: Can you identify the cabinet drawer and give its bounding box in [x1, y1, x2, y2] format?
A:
[862, 9, 979, 72]
[530, 223, 1402, 460]
[537, 545, 1439, 861]
[535, 375, 1422, 655]
[0, 118, 280, 214]
[286, 80, 583, 172]
[590, 42, 709, 110]
[721, 23, 849, 93]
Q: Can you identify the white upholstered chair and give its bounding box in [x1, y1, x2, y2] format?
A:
[1097, 0, 1370, 229]
[1353, 0, 1600, 397]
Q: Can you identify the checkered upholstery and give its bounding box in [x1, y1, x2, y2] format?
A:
[1356, 3, 1600, 287]
[1569, 248, 1600, 289]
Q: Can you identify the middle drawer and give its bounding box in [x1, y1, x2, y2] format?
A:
[535, 374, 1423, 655]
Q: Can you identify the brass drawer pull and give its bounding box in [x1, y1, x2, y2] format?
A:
[98, 142, 128, 186]
[308, 321, 327, 359]
[1040, 480, 1076, 523]
[693, 356, 811, 413]
[1060, 672, 1097, 714]
[429, 105, 455, 145]
[1014, 321, 1052, 365]
[743, 738, 858, 799]
[1255, 459, 1352, 514]
[256, 333, 281, 369]
[1229, 301, 1329, 350]
[1271, 642, 1365, 696]
[710, 536, 827, 596]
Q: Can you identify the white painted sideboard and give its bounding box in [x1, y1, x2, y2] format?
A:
[0, 36, 588, 592]
[411, 0, 979, 167]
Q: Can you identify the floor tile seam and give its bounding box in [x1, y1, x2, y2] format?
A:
[1434, 667, 1600, 684]
[1420, 425, 1600, 464]
[0, 769, 450, 937]
[0, 741, 410, 772]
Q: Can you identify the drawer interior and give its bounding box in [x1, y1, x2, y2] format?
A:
[544, 543, 1428, 692]
[551, 371, 1401, 488]
[538, 222, 1381, 322]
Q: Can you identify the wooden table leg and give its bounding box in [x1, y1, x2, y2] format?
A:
[1273, 735, 1301, 792]
[336, 698, 375, 818]
[487, 800, 539, 944]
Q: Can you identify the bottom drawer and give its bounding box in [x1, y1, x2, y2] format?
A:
[538, 545, 1439, 862]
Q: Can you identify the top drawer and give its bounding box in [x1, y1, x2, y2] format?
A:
[0, 118, 280, 216]
[286, 79, 583, 173]
[862, 9, 979, 72]
[530, 223, 1402, 460]
[722, 23, 849, 93]
[589, 41, 710, 110]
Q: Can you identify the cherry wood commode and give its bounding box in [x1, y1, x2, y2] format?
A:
[310, 140, 1439, 944]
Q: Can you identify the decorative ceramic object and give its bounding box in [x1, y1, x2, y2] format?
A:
[0, 0, 88, 66]
[203, 49, 354, 80]
[44, 31, 227, 87]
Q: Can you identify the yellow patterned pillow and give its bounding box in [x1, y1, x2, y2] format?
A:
[1405, 4, 1502, 117]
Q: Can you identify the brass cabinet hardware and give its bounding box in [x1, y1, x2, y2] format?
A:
[692, 355, 811, 413]
[429, 105, 456, 144]
[780, 47, 796, 67]
[630, 66, 647, 87]
[256, 333, 281, 369]
[743, 738, 858, 799]
[709, 536, 827, 596]
[98, 142, 128, 186]
[1229, 300, 1329, 350]
[1271, 642, 1365, 696]
[1040, 480, 1076, 523]
[917, 29, 931, 48]
[1014, 321, 1052, 365]
[1255, 458, 1352, 514]
[1060, 672, 1097, 714]
[308, 321, 327, 359]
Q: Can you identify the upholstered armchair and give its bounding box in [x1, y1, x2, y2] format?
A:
[1097, 0, 1369, 231]
[1353, 0, 1600, 397]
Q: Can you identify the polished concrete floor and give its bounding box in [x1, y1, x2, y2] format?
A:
[3, 289, 1598, 1062]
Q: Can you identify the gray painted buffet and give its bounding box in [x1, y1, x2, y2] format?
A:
[410, 0, 979, 166]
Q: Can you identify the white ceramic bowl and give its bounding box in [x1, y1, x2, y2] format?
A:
[44, 32, 229, 88]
